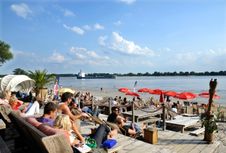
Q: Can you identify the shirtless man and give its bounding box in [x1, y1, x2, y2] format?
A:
[58, 92, 89, 121]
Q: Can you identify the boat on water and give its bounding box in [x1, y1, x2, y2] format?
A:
[77, 70, 116, 79]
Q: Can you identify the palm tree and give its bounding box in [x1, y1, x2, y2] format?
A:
[28, 69, 55, 96]
[0, 40, 13, 66]
[13, 68, 28, 75]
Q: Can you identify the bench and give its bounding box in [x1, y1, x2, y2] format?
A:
[8, 111, 73, 153]
[0, 136, 11, 153]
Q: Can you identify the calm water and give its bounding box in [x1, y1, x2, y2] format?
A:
[59, 76, 226, 105]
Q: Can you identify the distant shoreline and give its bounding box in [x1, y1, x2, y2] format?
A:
[1, 70, 226, 78]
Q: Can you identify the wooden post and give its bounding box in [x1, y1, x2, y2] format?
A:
[204, 79, 217, 142]
[207, 79, 217, 118]
[109, 97, 112, 115]
[91, 97, 94, 111]
[132, 100, 135, 123]
[162, 103, 166, 131]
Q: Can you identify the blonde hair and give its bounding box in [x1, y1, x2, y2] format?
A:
[9, 95, 18, 105]
[2, 90, 11, 99]
[54, 114, 72, 131]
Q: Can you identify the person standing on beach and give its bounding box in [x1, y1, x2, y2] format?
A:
[53, 80, 59, 101]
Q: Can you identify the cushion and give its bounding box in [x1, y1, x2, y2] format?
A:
[25, 117, 42, 127]
[102, 139, 117, 149]
[37, 124, 58, 136]
[37, 124, 69, 140]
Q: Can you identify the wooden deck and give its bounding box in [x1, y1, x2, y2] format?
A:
[81, 114, 220, 153]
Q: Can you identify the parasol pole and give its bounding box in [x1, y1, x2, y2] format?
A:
[162, 103, 166, 131]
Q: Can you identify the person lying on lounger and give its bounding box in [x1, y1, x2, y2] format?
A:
[107, 107, 143, 134]
[116, 116, 146, 139]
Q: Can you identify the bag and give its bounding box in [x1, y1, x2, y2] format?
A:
[85, 137, 97, 149]
[102, 139, 117, 149]
[73, 144, 92, 153]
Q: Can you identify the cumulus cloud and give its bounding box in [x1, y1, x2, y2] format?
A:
[69, 48, 112, 65]
[70, 46, 109, 61]
[98, 36, 108, 46]
[10, 3, 32, 19]
[109, 32, 155, 55]
[63, 24, 84, 35]
[94, 23, 105, 30]
[64, 9, 75, 17]
[49, 53, 65, 63]
[83, 25, 91, 30]
[119, 0, 136, 5]
[114, 20, 122, 26]
[169, 48, 226, 69]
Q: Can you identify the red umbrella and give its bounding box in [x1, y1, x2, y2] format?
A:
[125, 91, 140, 97]
[164, 91, 178, 97]
[175, 92, 197, 100]
[199, 92, 220, 100]
[138, 88, 151, 93]
[149, 89, 164, 95]
[119, 88, 130, 93]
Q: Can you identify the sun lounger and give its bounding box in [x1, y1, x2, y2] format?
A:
[165, 115, 200, 133]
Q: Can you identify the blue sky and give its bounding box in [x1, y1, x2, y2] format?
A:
[1, 0, 226, 74]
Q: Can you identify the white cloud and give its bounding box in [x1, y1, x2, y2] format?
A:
[49, 53, 65, 63]
[70, 46, 109, 61]
[98, 36, 108, 46]
[64, 9, 75, 17]
[11, 3, 32, 19]
[119, 0, 136, 5]
[169, 48, 226, 68]
[63, 24, 84, 35]
[109, 32, 155, 55]
[114, 20, 122, 26]
[94, 23, 105, 30]
[83, 25, 91, 30]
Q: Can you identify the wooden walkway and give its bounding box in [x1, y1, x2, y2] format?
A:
[81, 114, 220, 153]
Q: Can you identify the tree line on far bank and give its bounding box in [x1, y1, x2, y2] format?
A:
[114, 71, 226, 76]
[1, 68, 226, 78]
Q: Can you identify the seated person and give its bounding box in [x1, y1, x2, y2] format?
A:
[90, 124, 118, 148]
[58, 92, 89, 121]
[54, 114, 85, 146]
[107, 107, 143, 134]
[107, 107, 119, 123]
[111, 98, 118, 106]
[171, 103, 178, 113]
[9, 95, 40, 116]
[116, 117, 146, 138]
[37, 102, 57, 126]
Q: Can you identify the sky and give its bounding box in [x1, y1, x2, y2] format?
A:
[0, 0, 226, 74]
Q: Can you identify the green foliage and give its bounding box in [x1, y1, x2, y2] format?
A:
[0, 40, 13, 65]
[13, 68, 28, 75]
[201, 114, 218, 133]
[28, 69, 55, 94]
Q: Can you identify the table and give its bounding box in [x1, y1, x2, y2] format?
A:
[122, 108, 162, 122]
